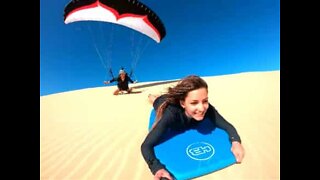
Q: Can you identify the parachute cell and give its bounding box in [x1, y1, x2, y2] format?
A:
[63, 0, 166, 43]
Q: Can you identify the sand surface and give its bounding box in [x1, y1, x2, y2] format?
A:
[40, 71, 280, 180]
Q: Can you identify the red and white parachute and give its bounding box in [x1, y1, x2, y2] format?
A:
[63, 0, 166, 43]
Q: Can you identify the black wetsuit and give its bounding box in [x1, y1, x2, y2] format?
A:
[109, 75, 134, 91]
[141, 95, 242, 175]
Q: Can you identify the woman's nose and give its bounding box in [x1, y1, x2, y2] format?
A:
[197, 103, 205, 111]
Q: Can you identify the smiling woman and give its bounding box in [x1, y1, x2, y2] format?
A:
[141, 75, 245, 180]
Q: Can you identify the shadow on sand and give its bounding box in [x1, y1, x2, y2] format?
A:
[132, 80, 180, 89]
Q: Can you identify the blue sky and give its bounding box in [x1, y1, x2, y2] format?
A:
[40, 0, 280, 96]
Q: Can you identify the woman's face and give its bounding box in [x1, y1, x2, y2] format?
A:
[120, 73, 125, 78]
[180, 87, 209, 121]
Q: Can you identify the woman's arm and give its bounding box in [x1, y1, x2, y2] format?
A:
[208, 104, 241, 143]
[126, 75, 134, 83]
[207, 104, 245, 162]
[141, 111, 174, 175]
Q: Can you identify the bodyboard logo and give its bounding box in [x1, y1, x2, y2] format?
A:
[186, 142, 215, 160]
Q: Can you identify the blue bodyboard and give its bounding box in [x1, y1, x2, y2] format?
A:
[148, 109, 236, 180]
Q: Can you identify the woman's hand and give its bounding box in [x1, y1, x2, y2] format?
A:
[103, 81, 110, 84]
[154, 168, 173, 180]
[231, 141, 245, 163]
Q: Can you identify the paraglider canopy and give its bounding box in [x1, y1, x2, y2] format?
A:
[63, 0, 166, 43]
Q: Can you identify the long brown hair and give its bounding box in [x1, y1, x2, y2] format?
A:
[151, 75, 208, 129]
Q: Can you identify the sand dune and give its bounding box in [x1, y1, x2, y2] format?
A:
[40, 70, 280, 180]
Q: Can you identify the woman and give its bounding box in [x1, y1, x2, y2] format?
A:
[141, 75, 245, 180]
[104, 69, 136, 95]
